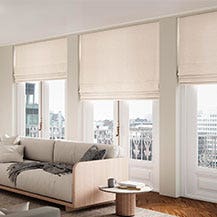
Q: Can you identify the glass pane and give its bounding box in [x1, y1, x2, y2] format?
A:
[48, 80, 65, 139]
[93, 101, 114, 144]
[129, 100, 153, 161]
[197, 85, 217, 169]
[25, 82, 40, 138]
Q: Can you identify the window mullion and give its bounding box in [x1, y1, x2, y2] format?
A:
[38, 81, 43, 138]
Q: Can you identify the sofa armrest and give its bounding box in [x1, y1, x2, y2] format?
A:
[72, 158, 128, 208]
[6, 207, 61, 217]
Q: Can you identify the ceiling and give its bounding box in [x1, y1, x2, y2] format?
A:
[1, 0, 217, 46]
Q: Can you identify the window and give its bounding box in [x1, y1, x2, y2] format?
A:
[197, 85, 217, 169]
[93, 101, 114, 144]
[25, 82, 40, 138]
[128, 100, 153, 161]
[84, 99, 159, 189]
[48, 80, 65, 139]
[180, 84, 217, 201]
[18, 80, 66, 139]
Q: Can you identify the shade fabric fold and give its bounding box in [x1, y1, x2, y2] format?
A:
[179, 12, 217, 84]
[14, 38, 67, 82]
[80, 22, 159, 100]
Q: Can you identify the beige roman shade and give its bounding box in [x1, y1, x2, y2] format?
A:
[179, 12, 217, 84]
[80, 22, 159, 99]
[14, 38, 67, 82]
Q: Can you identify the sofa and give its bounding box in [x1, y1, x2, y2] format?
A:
[0, 137, 128, 211]
[6, 207, 60, 217]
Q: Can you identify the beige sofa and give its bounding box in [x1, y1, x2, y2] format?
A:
[0, 138, 128, 210]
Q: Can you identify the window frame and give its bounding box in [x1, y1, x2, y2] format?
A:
[16, 79, 66, 139]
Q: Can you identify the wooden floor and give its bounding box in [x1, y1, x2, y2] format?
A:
[137, 192, 217, 217]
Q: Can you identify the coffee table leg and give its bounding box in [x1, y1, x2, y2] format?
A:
[116, 193, 136, 216]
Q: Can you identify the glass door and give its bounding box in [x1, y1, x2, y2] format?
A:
[17, 80, 66, 139]
[128, 100, 153, 161]
[25, 82, 41, 138]
[47, 80, 66, 139]
[125, 100, 159, 190]
[181, 84, 217, 202]
[93, 100, 116, 145]
[83, 99, 159, 190]
[197, 85, 217, 169]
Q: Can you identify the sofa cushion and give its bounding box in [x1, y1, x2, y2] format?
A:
[16, 168, 72, 202]
[92, 149, 107, 160]
[80, 146, 107, 162]
[0, 160, 35, 188]
[79, 145, 99, 162]
[0, 163, 16, 187]
[54, 141, 116, 164]
[20, 138, 54, 162]
[0, 145, 24, 163]
[0, 135, 20, 146]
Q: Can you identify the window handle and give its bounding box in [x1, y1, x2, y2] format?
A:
[116, 125, 120, 137]
[38, 119, 42, 131]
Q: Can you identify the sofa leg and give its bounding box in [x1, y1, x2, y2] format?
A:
[65, 206, 74, 212]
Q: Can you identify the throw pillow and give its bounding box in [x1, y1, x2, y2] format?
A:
[0, 135, 20, 146]
[0, 145, 24, 163]
[79, 145, 99, 162]
[0, 202, 30, 215]
[93, 149, 107, 160]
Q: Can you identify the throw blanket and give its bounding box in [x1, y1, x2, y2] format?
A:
[7, 162, 73, 185]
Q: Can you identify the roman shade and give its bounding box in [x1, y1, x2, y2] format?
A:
[14, 38, 67, 82]
[179, 12, 217, 84]
[80, 22, 159, 99]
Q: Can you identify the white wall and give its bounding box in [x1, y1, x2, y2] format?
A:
[0, 46, 14, 136]
[159, 17, 180, 197]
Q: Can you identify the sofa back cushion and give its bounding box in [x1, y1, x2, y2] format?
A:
[0, 145, 24, 163]
[53, 141, 116, 164]
[20, 138, 54, 162]
[0, 135, 20, 145]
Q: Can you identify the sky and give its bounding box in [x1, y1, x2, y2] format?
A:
[92, 85, 217, 121]
[28, 80, 153, 122]
[48, 80, 65, 114]
[28, 80, 65, 115]
[93, 101, 114, 121]
[128, 100, 152, 119]
[93, 100, 153, 121]
[93, 84, 217, 122]
[32, 82, 217, 121]
[197, 84, 217, 112]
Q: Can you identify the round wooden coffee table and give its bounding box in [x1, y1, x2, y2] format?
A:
[99, 186, 152, 216]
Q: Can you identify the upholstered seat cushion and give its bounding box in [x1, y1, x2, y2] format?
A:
[16, 168, 72, 202]
[0, 163, 16, 187]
